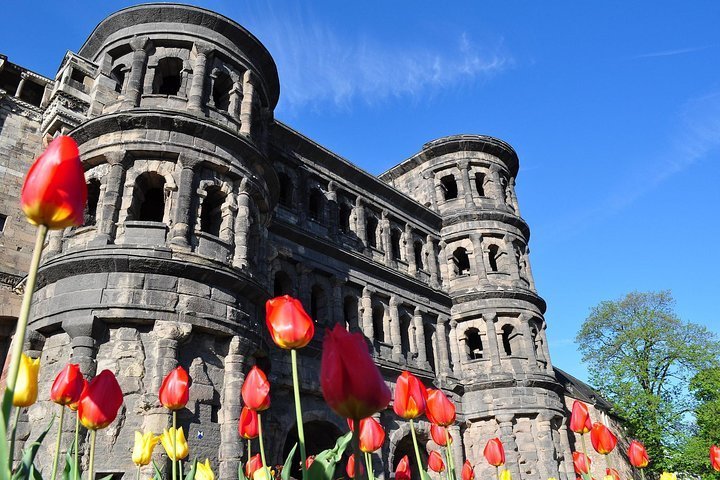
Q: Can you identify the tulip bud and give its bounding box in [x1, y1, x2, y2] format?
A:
[590, 422, 617, 455]
[395, 455, 411, 480]
[132, 431, 159, 466]
[462, 460, 475, 480]
[246, 454, 263, 478]
[484, 438, 505, 467]
[265, 295, 315, 349]
[359, 417, 385, 453]
[346, 454, 364, 479]
[50, 363, 84, 406]
[569, 401, 592, 434]
[628, 440, 649, 469]
[659, 473, 677, 480]
[430, 424, 452, 447]
[711, 445, 720, 472]
[238, 406, 259, 439]
[241, 366, 271, 411]
[605, 468, 620, 480]
[159, 366, 190, 411]
[393, 371, 427, 420]
[78, 370, 123, 430]
[160, 426, 189, 461]
[572, 452, 591, 475]
[196, 459, 215, 480]
[13, 353, 40, 407]
[428, 451, 445, 473]
[426, 388, 456, 426]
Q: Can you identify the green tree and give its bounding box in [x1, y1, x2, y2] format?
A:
[575, 290, 720, 474]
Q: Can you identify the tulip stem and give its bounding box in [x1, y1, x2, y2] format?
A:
[364, 452, 374, 480]
[351, 423, 362, 480]
[640, 469, 646, 480]
[247, 439, 251, 463]
[136, 464, 141, 480]
[8, 407, 20, 467]
[409, 420, 425, 477]
[74, 411, 79, 480]
[0, 225, 47, 432]
[290, 349, 308, 480]
[172, 411, 177, 480]
[50, 406, 65, 480]
[444, 429, 456, 480]
[257, 412, 270, 480]
[496, 466, 500, 480]
[88, 429, 97, 480]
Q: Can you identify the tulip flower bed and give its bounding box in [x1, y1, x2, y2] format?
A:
[4, 136, 720, 480]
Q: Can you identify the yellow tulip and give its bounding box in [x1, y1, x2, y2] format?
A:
[13, 354, 40, 407]
[253, 468, 272, 480]
[548, 478, 558, 480]
[132, 431, 160, 466]
[196, 459, 215, 480]
[604, 476, 614, 480]
[499, 469, 512, 480]
[660, 473, 677, 480]
[159, 427, 189, 461]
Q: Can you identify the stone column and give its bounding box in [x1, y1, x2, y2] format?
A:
[540, 325, 554, 372]
[487, 165, 505, 203]
[331, 277, 344, 326]
[296, 264, 312, 310]
[229, 80, 242, 121]
[361, 287, 374, 342]
[523, 247, 537, 291]
[449, 424, 465, 479]
[557, 422, 576, 480]
[497, 414, 522, 480]
[518, 313, 538, 369]
[470, 234, 489, 283]
[123, 36, 152, 108]
[436, 315, 450, 376]
[424, 171, 438, 210]
[534, 412, 557, 480]
[355, 197, 367, 250]
[448, 320, 462, 375]
[381, 210, 392, 265]
[45, 229, 65, 257]
[187, 43, 212, 111]
[62, 316, 101, 378]
[170, 155, 201, 248]
[92, 151, 131, 245]
[426, 236, 440, 288]
[14, 72, 28, 98]
[233, 179, 252, 269]
[434, 180, 445, 205]
[504, 235, 522, 282]
[438, 241, 448, 285]
[509, 177, 521, 214]
[240, 70, 255, 137]
[327, 182, 339, 239]
[389, 296, 402, 362]
[484, 313, 502, 373]
[459, 161, 474, 208]
[405, 224, 416, 274]
[413, 307, 427, 367]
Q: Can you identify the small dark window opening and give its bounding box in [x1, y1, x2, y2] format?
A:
[273, 271, 293, 297]
[212, 71, 233, 111]
[130, 172, 166, 222]
[0, 214, 7, 232]
[19, 80, 44, 107]
[424, 323, 435, 371]
[475, 172, 485, 196]
[153, 57, 183, 95]
[343, 296, 358, 331]
[488, 244, 500, 272]
[70, 69, 86, 84]
[110, 65, 125, 94]
[372, 305, 385, 343]
[200, 186, 226, 237]
[278, 172, 293, 208]
[84, 179, 101, 226]
[440, 175, 458, 200]
[339, 203, 352, 234]
[501, 325, 514, 356]
[400, 314, 412, 356]
[390, 229, 402, 260]
[366, 216, 378, 248]
[310, 284, 327, 324]
[452, 247, 471, 276]
[466, 328, 483, 360]
[308, 189, 324, 221]
[413, 240, 424, 270]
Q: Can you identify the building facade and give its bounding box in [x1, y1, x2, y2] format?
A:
[0, 4, 627, 479]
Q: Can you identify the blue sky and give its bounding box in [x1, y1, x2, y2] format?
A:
[2, 1, 719, 382]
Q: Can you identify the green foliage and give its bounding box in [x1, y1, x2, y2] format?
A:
[281, 443, 298, 480]
[11, 415, 54, 480]
[306, 432, 352, 480]
[60, 437, 77, 480]
[575, 290, 720, 474]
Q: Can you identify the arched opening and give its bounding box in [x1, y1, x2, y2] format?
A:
[413, 240, 424, 270]
[393, 433, 429, 480]
[277, 172, 293, 208]
[366, 216, 378, 248]
[440, 174, 458, 200]
[212, 71, 233, 111]
[110, 64, 126, 94]
[372, 305, 385, 343]
[310, 284, 328, 324]
[501, 324, 515, 356]
[338, 203, 352, 234]
[343, 296, 359, 331]
[475, 172, 485, 196]
[273, 271, 293, 297]
[424, 323, 436, 371]
[200, 186, 226, 237]
[390, 228, 402, 260]
[283, 421, 342, 480]
[129, 172, 166, 222]
[452, 247, 471, 276]
[488, 244, 501, 272]
[465, 327, 483, 360]
[400, 313, 412, 358]
[152, 57, 183, 95]
[84, 179, 101, 226]
[308, 189, 324, 222]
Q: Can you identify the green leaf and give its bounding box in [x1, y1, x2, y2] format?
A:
[184, 458, 198, 480]
[12, 415, 55, 480]
[97, 475, 114, 480]
[306, 432, 352, 480]
[238, 460, 248, 480]
[152, 460, 164, 480]
[0, 407, 11, 480]
[60, 437, 77, 480]
[421, 469, 433, 480]
[280, 443, 298, 480]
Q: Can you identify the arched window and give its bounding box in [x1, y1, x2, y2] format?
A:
[413, 240, 424, 270]
[338, 203, 352, 234]
[465, 327, 483, 360]
[212, 71, 233, 111]
[84, 179, 101, 226]
[200, 186, 226, 237]
[452, 247, 471, 276]
[488, 244, 501, 272]
[310, 284, 328, 324]
[400, 313, 412, 357]
[278, 172, 293, 208]
[424, 323, 436, 371]
[475, 172, 485, 196]
[501, 324, 514, 356]
[366, 216, 378, 248]
[372, 305, 385, 343]
[273, 271, 293, 297]
[308, 189, 324, 222]
[129, 172, 166, 222]
[283, 421, 342, 480]
[390, 228, 402, 260]
[110, 64, 126, 94]
[343, 296, 359, 331]
[152, 57, 183, 95]
[440, 175, 458, 200]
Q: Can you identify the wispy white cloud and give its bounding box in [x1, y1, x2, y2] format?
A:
[631, 45, 713, 59]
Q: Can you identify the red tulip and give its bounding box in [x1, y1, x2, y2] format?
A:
[305, 456, 315, 470]
[320, 324, 391, 419]
[484, 438, 505, 467]
[711, 445, 720, 472]
[266, 295, 315, 349]
[346, 454, 364, 479]
[50, 364, 84, 406]
[241, 366, 271, 411]
[628, 440, 649, 468]
[426, 389, 456, 426]
[393, 371, 427, 420]
[68, 379, 88, 412]
[246, 454, 262, 478]
[590, 422, 617, 455]
[21, 135, 87, 229]
[462, 460, 475, 480]
[159, 366, 190, 410]
[569, 400, 592, 434]
[606, 468, 620, 480]
[359, 417, 386, 453]
[238, 406, 259, 439]
[430, 424, 452, 447]
[78, 370, 123, 430]
[572, 452, 591, 475]
[395, 455, 411, 480]
[428, 451, 445, 473]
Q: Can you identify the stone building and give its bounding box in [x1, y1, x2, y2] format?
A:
[0, 4, 630, 480]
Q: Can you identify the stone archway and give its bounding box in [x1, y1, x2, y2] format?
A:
[282, 420, 343, 479]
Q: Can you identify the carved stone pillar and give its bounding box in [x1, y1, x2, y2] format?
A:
[15, 72, 28, 98]
[354, 197, 367, 250]
[558, 421, 575, 480]
[361, 287, 374, 342]
[504, 234, 522, 283]
[535, 412, 557, 480]
[123, 36, 152, 108]
[170, 155, 201, 248]
[45, 229, 64, 257]
[523, 246, 537, 291]
[426, 236, 440, 288]
[331, 277, 344, 326]
[438, 241, 448, 285]
[327, 182, 339, 239]
[448, 320, 462, 375]
[509, 177, 521, 214]
[240, 70, 255, 137]
[436, 315, 450, 376]
[484, 313, 502, 373]
[470, 233, 489, 284]
[497, 414, 521, 480]
[405, 224, 416, 274]
[381, 210, 391, 265]
[389, 296, 402, 362]
[487, 165, 505, 203]
[187, 43, 212, 111]
[413, 307, 427, 367]
[92, 151, 131, 245]
[459, 161, 474, 208]
[233, 179, 251, 269]
[449, 424, 465, 478]
[424, 171, 438, 210]
[62, 316, 101, 378]
[229, 81, 242, 121]
[540, 325, 553, 372]
[518, 313, 538, 369]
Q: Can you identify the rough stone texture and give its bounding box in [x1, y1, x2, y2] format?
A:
[0, 5, 633, 480]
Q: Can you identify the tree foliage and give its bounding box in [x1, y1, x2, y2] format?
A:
[575, 290, 720, 474]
